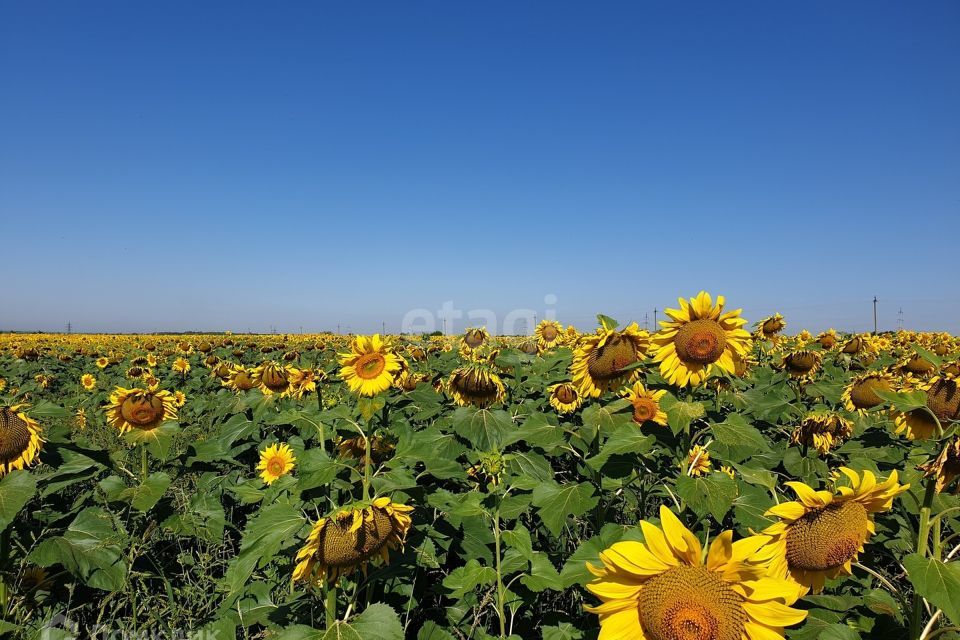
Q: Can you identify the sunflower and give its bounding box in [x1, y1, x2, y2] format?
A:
[621, 381, 667, 426]
[339, 335, 404, 397]
[287, 367, 321, 399]
[920, 437, 960, 494]
[34, 374, 51, 390]
[755, 313, 786, 341]
[96, 357, 110, 369]
[223, 366, 258, 392]
[896, 352, 938, 379]
[652, 292, 751, 388]
[394, 370, 426, 392]
[586, 505, 806, 640]
[337, 434, 396, 466]
[758, 468, 908, 593]
[572, 322, 650, 398]
[0, 379, 6, 393]
[841, 372, 896, 414]
[683, 444, 712, 477]
[173, 391, 187, 408]
[461, 327, 490, 351]
[257, 443, 296, 485]
[817, 329, 839, 350]
[893, 375, 960, 441]
[782, 350, 822, 381]
[172, 357, 191, 375]
[841, 336, 864, 355]
[75, 408, 87, 430]
[106, 387, 178, 435]
[790, 412, 853, 455]
[448, 364, 506, 408]
[466, 450, 505, 488]
[548, 382, 582, 414]
[253, 361, 292, 396]
[293, 497, 413, 584]
[0, 406, 44, 475]
[535, 319, 564, 351]
[80, 374, 97, 391]
[18, 566, 52, 593]
[125, 366, 151, 380]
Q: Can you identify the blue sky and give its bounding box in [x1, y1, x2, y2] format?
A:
[2, 2, 958, 334]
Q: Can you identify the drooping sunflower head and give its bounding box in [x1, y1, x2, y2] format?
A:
[257, 442, 296, 485]
[337, 434, 397, 466]
[842, 372, 896, 414]
[447, 364, 506, 408]
[841, 336, 864, 354]
[621, 381, 668, 426]
[293, 497, 414, 584]
[287, 367, 321, 399]
[80, 374, 97, 391]
[759, 468, 908, 593]
[790, 411, 853, 455]
[338, 335, 404, 397]
[0, 406, 44, 476]
[461, 327, 490, 350]
[393, 370, 426, 392]
[223, 365, 258, 392]
[548, 382, 582, 415]
[652, 292, 751, 388]
[920, 437, 960, 494]
[106, 387, 178, 435]
[252, 361, 291, 396]
[893, 375, 960, 441]
[571, 321, 650, 398]
[535, 319, 564, 351]
[817, 330, 839, 350]
[586, 505, 806, 640]
[782, 350, 822, 380]
[756, 313, 787, 340]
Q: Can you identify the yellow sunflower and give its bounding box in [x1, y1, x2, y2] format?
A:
[548, 382, 583, 414]
[172, 357, 191, 375]
[621, 381, 667, 426]
[223, 365, 259, 392]
[893, 375, 960, 441]
[920, 437, 960, 494]
[758, 468, 908, 593]
[287, 367, 321, 399]
[460, 327, 491, 357]
[252, 361, 292, 396]
[80, 374, 97, 391]
[338, 335, 404, 397]
[790, 412, 853, 455]
[586, 505, 806, 640]
[535, 319, 564, 351]
[257, 443, 296, 485]
[106, 387, 178, 435]
[173, 391, 187, 408]
[448, 364, 506, 408]
[571, 321, 650, 398]
[651, 292, 751, 388]
[841, 372, 896, 415]
[682, 444, 712, 477]
[817, 329, 839, 350]
[782, 350, 822, 381]
[0, 406, 44, 475]
[755, 313, 786, 341]
[96, 357, 110, 369]
[293, 497, 413, 584]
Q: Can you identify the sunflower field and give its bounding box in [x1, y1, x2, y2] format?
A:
[2, 291, 960, 640]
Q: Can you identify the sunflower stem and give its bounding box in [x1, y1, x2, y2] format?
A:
[140, 445, 148, 483]
[911, 477, 938, 640]
[324, 581, 337, 627]
[492, 505, 506, 639]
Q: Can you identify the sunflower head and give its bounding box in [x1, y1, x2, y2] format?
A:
[0, 406, 44, 475]
[683, 444, 712, 477]
[548, 382, 582, 415]
[293, 497, 413, 584]
[535, 319, 564, 351]
[586, 505, 806, 640]
[572, 321, 650, 398]
[842, 372, 895, 414]
[652, 292, 751, 388]
[893, 375, 960, 441]
[253, 361, 291, 395]
[782, 350, 822, 380]
[756, 313, 786, 340]
[106, 387, 178, 435]
[462, 327, 490, 350]
[760, 468, 908, 593]
[790, 412, 853, 455]
[448, 364, 506, 408]
[920, 437, 960, 494]
[338, 335, 404, 397]
[224, 366, 258, 392]
[621, 381, 668, 426]
[80, 374, 97, 391]
[257, 443, 296, 485]
[337, 434, 396, 466]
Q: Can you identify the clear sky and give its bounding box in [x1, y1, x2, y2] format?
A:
[2, 1, 958, 335]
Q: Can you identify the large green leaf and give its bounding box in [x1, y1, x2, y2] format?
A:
[904, 553, 960, 625]
[30, 507, 128, 591]
[0, 470, 37, 531]
[676, 473, 738, 522]
[531, 482, 599, 537]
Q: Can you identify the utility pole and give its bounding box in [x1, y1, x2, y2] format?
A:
[872, 296, 878, 335]
[644, 313, 648, 331]
[654, 308, 658, 328]
[337, 323, 341, 335]
[382, 321, 385, 335]
[66, 322, 72, 335]
[898, 308, 904, 331]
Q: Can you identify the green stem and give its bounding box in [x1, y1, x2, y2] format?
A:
[911, 477, 938, 639]
[492, 506, 506, 638]
[325, 581, 337, 627]
[141, 445, 148, 483]
[363, 433, 372, 502]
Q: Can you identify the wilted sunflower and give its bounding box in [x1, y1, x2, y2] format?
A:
[782, 350, 822, 381]
[621, 381, 667, 426]
[535, 319, 564, 351]
[571, 321, 650, 398]
[34, 374, 51, 390]
[18, 566, 52, 594]
[287, 367, 321, 399]
[755, 313, 786, 341]
[920, 437, 960, 494]
[224, 366, 258, 392]
[125, 366, 151, 380]
[80, 374, 97, 391]
[106, 387, 178, 435]
[0, 406, 44, 475]
[893, 375, 960, 440]
[461, 327, 490, 352]
[448, 364, 506, 408]
[841, 336, 864, 355]
[293, 497, 413, 584]
[253, 361, 292, 396]
[394, 370, 426, 392]
[652, 292, 751, 388]
[790, 412, 853, 455]
[683, 444, 712, 477]
[258, 443, 296, 485]
[339, 335, 404, 397]
[548, 382, 582, 415]
[895, 353, 938, 379]
[74, 408, 87, 430]
[842, 372, 896, 414]
[758, 468, 908, 593]
[337, 434, 396, 465]
[586, 505, 806, 640]
[817, 329, 839, 350]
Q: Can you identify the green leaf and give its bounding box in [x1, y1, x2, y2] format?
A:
[0, 470, 37, 531]
[452, 407, 513, 450]
[30, 507, 128, 591]
[442, 558, 496, 599]
[357, 396, 386, 421]
[531, 482, 599, 537]
[586, 425, 654, 470]
[676, 473, 738, 522]
[295, 448, 339, 492]
[27, 400, 71, 418]
[521, 553, 563, 592]
[418, 621, 455, 640]
[662, 395, 705, 436]
[596, 314, 619, 331]
[904, 553, 960, 625]
[874, 388, 930, 414]
[710, 415, 770, 454]
[129, 472, 171, 511]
